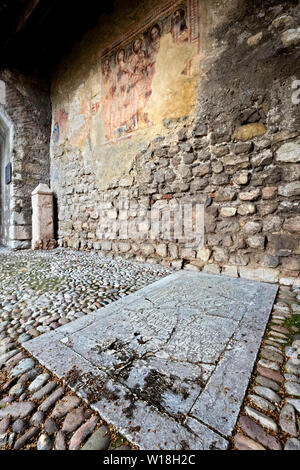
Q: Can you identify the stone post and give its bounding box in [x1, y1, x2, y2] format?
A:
[31, 183, 56, 250]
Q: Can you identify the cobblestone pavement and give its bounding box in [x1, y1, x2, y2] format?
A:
[0, 248, 170, 450]
[0, 248, 299, 450]
[232, 284, 300, 450]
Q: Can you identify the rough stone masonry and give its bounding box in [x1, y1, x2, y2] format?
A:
[49, 0, 300, 285]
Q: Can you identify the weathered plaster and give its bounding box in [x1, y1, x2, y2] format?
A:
[51, 0, 209, 189]
[0, 105, 14, 246]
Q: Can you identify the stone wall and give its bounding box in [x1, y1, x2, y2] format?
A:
[51, 0, 300, 285]
[0, 70, 51, 249]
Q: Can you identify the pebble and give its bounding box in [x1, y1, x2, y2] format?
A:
[44, 418, 58, 435]
[69, 416, 98, 450]
[284, 438, 300, 450]
[37, 433, 53, 451]
[62, 407, 88, 433]
[0, 402, 35, 419]
[268, 337, 287, 344]
[30, 411, 45, 426]
[13, 427, 39, 450]
[8, 382, 24, 397]
[284, 374, 300, 384]
[54, 431, 66, 450]
[39, 387, 65, 413]
[258, 359, 280, 371]
[81, 426, 111, 450]
[253, 386, 281, 404]
[32, 381, 57, 400]
[245, 406, 278, 432]
[19, 368, 40, 385]
[0, 417, 11, 434]
[255, 375, 280, 392]
[284, 381, 300, 397]
[257, 366, 284, 384]
[247, 394, 276, 412]
[0, 349, 19, 367]
[51, 395, 81, 419]
[279, 404, 297, 436]
[239, 416, 281, 450]
[12, 419, 26, 434]
[285, 346, 297, 357]
[286, 398, 300, 413]
[260, 348, 283, 364]
[7, 432, 15, 447]
[0, 433, 7, 447]
[18, 333, 31, 343]
[285, 358, 300, 375]
[271, 325, 290, 334]
[234, 433, 265, 450]
[28, 373, 50, 393]
[10, 358, 36, 377]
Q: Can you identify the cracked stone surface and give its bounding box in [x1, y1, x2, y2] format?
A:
[24, 271, 277, 450]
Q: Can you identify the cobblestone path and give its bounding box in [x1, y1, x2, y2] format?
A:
[0, 248, 299, 450]
[0, 248, 170, 450]
[232, 284, 300, 450]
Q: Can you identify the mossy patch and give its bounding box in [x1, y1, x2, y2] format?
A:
[283, 314, 300, 345]
[284, 314, 300, 331]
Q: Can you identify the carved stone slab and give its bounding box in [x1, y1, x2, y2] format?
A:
[24, 271, 278, 450]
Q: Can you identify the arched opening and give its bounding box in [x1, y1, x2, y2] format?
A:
[0, 107, 13, 247]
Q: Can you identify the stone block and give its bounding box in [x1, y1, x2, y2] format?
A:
[247, 32, 263, 47]
[31, 184, 56, 250]
[276, 140, 300, 163]
[278, 182, 300, 197]
[262, 187, 277, 199]
[268, 233, 300, 257]
[246, 235, 265, 248]
[197, 247, 211, 262]
[219, 207, 237, 218]
[239, 267, 279, 283]
[13, 225, 32, 241]
[239, 189, 261, 201]
[235, 123, 266, 141]
[282, 27, 300, 47]
[156, 244, 167, 258]
[283, 217, 300, 233]
[237, 203, 256, 215]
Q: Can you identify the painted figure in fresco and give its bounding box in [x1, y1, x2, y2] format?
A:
[144, 24, 161, 101]
[100, 2, 198, 142]
[126, 35, 146, 132]
[115, 48, 130, 138]
[102, 57, 116, 140]
[134, 48, 151, 129]
[171, 8, 189, 43]
[148, 24, 161, 60]
[52, 121, 60, 143]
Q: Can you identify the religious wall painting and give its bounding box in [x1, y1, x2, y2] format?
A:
[52, 109, 68, 144]
[100, 0, 201, 143]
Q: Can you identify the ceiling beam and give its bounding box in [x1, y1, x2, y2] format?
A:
[16, 0, 40, 33]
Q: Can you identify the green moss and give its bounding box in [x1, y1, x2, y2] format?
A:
[283, 314, 300, 345]
[284, 314, 300, 331]
[108, 432, 128, 450]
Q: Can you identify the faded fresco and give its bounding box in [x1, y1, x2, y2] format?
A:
[100, 0, 201, 142]
[51, 0, 202, 189]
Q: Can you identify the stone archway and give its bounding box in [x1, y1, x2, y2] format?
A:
[0, 106, 14, 247]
